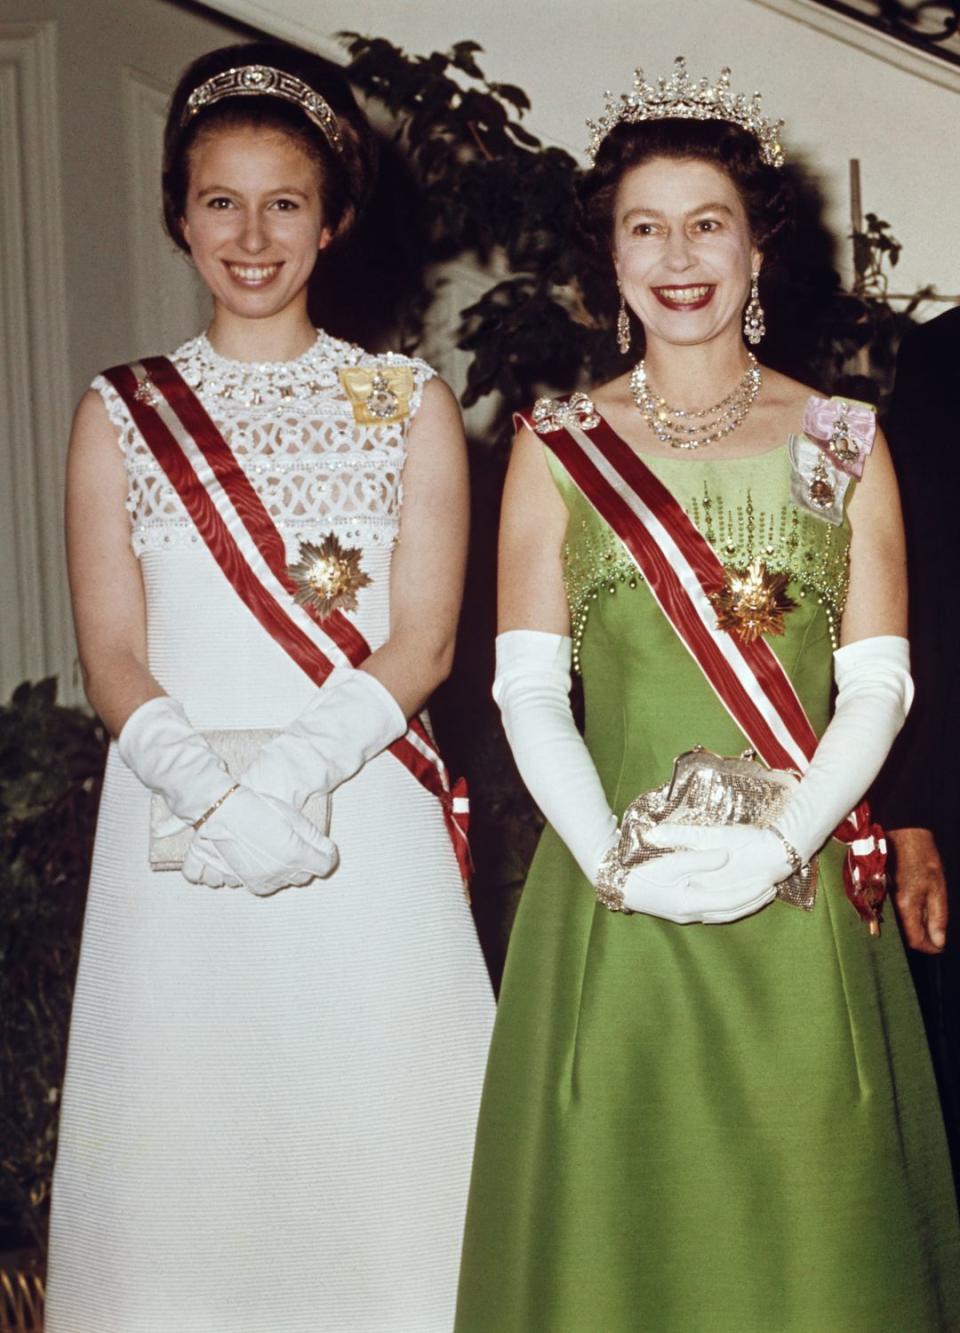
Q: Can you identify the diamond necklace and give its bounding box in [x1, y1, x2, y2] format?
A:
[629, 353, 762, 450]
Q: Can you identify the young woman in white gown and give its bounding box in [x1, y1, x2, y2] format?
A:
[45, 41, 494, 1333]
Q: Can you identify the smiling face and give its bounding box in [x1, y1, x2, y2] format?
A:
[612, 156, 760, 350]
[180, 125, 332, 324]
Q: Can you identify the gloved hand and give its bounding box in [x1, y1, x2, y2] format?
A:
[183, 786, 339, 895]
[639, 824, 788, 923]
[241, 667, 408, 809]
[495, 631, 765, 923]
[118, 695, 337, 894]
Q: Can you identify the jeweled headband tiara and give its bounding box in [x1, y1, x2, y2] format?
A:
[181, 64, 344, 156]
[586, 57, 784, 168]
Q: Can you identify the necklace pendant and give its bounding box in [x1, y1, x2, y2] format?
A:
[808, 455, 835, 509]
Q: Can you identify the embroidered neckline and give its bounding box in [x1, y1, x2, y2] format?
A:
[191, 329, 340, 375]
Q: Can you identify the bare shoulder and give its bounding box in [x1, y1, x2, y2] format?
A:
[69, 387, 121, 462]
[73, 385, 112, 430]
[504, 422, 564, 503]
[417, 374, 460, 415]
[406, 375, 464, 454]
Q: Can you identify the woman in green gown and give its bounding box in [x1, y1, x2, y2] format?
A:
[455, 63, 960, 1332]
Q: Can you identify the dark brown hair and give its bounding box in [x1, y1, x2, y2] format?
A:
[578, 117, 792, 266]
[162, 42, 378, 254]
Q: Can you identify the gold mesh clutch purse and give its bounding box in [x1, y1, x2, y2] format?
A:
[149, 729, 332, 871]
[598, 746, 817, 912]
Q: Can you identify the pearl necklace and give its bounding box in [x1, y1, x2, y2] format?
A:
[629, 353, 762, 450]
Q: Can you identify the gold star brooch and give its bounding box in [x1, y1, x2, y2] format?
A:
[709, 558, 797, 643]
[287, 533, 371, 618]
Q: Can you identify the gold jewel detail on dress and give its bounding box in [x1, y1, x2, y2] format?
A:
[134, 375, 161, 408]
[531, 393, 601, 435]
[338, 366, 414, 424]
[181, 66, 343, 156]
[586, 57, 785, 166]
[709, 557, 797, 642]
[629, 354, 761, 450]
[808, 453, 836, 510]
[288, 533, 371, 618]
[564, 480, 850, 670]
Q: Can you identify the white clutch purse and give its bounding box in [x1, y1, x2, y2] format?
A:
[149, 729, 332, 871]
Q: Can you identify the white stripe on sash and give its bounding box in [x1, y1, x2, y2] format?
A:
[564, 421, 812, 773]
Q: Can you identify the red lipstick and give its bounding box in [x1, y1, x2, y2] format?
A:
[651, 284, 716, 311]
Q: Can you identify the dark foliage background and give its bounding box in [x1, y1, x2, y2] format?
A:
[0, 681, 106, 1257]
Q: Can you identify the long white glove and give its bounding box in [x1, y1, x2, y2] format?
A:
[240, 666, 408, 810]
[773, 633, 912, 860]
[495, 630, 765, 924]
[650, 634, 914, 899]
[118, 696, 338, 895]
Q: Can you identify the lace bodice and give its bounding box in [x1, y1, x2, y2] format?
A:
[93, 331, 435, 557]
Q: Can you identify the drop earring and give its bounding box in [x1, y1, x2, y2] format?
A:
[616, 286, 631, 355]
[743, 270, 765, 346]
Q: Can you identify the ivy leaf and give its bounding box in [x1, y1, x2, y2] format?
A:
[450, 40, 485, 79]
[488, 82, 531, 112]
[505, 122, 540, 149]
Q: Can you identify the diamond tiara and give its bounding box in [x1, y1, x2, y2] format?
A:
[181, 65, 344, 156]
[586, 57, 784, 168]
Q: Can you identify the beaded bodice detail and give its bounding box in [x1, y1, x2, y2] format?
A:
[94, 332, 434, 557]
[551, 449, 851, 671]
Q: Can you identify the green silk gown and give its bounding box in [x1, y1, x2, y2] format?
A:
[455, 433, 960, 1333]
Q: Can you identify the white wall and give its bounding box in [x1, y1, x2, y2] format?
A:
[0, 0, 247, 701]
[212, 0, 960, 309]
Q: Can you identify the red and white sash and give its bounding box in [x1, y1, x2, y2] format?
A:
[105, 355, 470, 883]
[522, 402, 886, 931]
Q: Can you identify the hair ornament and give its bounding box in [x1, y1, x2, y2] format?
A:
[181, 65, 344, 156]
[586, 56, 784, 167]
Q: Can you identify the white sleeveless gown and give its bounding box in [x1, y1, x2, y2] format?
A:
[45, 332, 495, 1333]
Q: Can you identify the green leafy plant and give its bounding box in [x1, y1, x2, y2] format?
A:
[340, 33, 616, 450]
[0, 679, 106, 1255]
[831, 211, 936, 401]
